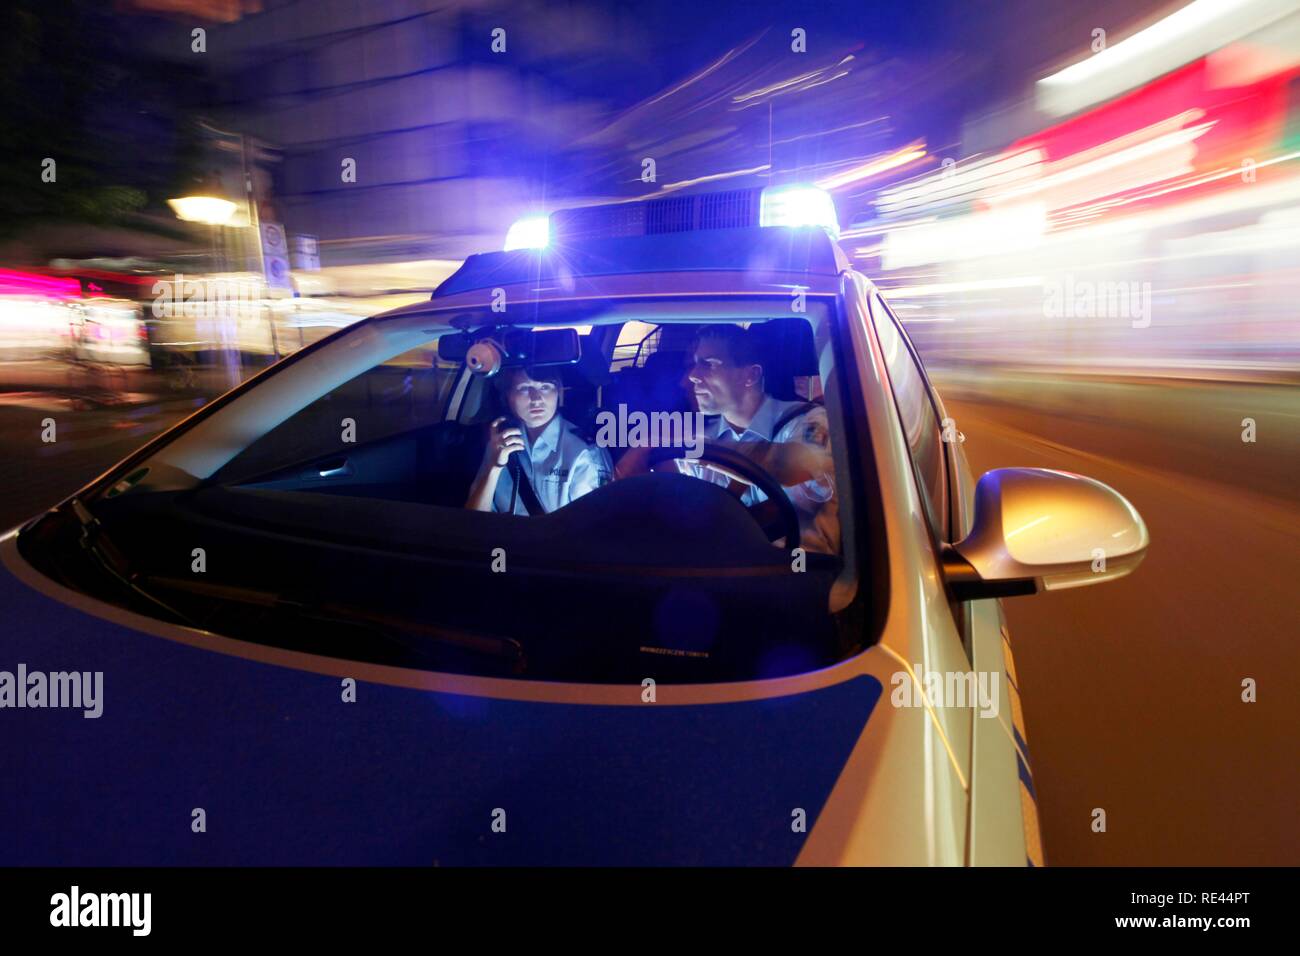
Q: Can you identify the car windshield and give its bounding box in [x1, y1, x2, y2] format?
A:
[19, 296, 870, 684]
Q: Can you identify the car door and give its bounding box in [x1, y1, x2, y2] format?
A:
[868, 286, 1039, 865]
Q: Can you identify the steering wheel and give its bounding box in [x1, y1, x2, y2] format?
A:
[647, 444, 801, 546]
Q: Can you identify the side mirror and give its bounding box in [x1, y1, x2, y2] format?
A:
[944, 467, 1149, 600]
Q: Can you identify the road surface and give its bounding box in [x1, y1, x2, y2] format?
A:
[937, 372, 1298, 866]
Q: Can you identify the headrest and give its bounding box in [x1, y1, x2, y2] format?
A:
[752, 319, 818, 400]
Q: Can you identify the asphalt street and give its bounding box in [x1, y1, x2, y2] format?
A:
[937, 374, 1298, 865]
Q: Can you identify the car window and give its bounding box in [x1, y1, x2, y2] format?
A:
[868, 290, 949, 540]
[210, 315, 842, 536]
[610, 320, 662, 370]
[213, 342, 455, 485]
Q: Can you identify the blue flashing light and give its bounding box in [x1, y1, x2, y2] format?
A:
[504, 215, 551, 251]
[759, 185, 840, 239]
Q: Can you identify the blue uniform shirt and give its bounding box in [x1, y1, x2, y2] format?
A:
[492, 415, 613, 515]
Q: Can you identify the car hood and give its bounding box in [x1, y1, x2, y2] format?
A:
[0, 541, 881, 865]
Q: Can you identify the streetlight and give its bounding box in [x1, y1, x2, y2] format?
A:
[166, 195, 238, 225]
[167, 191, 241, 384]
[170, 123, 280, 366]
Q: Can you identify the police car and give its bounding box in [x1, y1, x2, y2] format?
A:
[0, 184, 1148, 865]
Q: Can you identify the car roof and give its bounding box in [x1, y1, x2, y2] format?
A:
[431, 225, 850, 298]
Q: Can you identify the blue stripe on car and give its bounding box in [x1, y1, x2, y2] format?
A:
[1013, 724, 1032, 764]
[1016, 751, 1037, 804]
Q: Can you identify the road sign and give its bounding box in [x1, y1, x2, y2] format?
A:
[260, 222, 288, 257]
[291, 234, 320, 271]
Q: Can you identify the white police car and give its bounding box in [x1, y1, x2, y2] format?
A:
[0, 184, 1147, 865]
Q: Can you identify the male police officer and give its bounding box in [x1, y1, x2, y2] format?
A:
[681, 324, 838, 554]
[465, 366, 612, 514]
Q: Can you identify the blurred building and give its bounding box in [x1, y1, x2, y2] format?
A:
[853, 0, 1300, 375]
[7, 0, 1293, 380]
[143, 0, 668, 275]
[937, 0, 1178, 151]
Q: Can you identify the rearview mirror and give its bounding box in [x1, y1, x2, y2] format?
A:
[438, 328, 581, 368]
[944, 468, 1149, 600]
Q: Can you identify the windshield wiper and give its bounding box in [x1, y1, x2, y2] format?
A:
[65, 497, 195, 627]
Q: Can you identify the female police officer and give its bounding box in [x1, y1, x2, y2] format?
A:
[465, 366, 612, 514]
